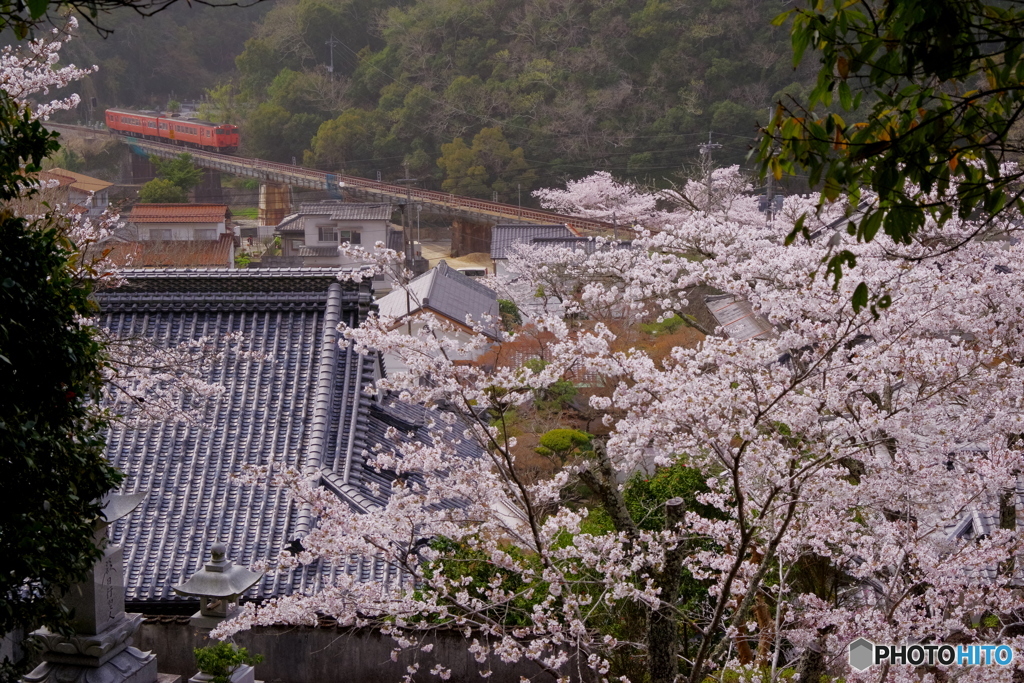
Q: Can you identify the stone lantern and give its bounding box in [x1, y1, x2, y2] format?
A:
[172, 543, 263, 629]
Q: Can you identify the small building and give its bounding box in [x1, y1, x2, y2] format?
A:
[376, 261, 501, 372]
[275, 201, 393, 267]
[128, 203, 231, 241]
[42, 167, 113, 217]
[489, 223, 574, 278]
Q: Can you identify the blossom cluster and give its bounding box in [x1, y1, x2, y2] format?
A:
[220, 174, 1024, 683]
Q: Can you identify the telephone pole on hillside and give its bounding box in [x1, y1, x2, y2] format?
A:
[325, 34, 341, 74]
[698, 132, 722, 197]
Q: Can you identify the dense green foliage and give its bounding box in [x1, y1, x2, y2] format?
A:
[534, 428, 591, 461]
[194, 642, 264, 683]
[763, 0, 1024, 297]
[138, 177, 187, 203]
[137, 153, 202, 203]
[0, 92, 121, 681]
[151, 152, 203, 191]
[497, 298, 521, 331]
[65, 0, 813, 195]
[56, 2, 271, 113]
[223, 0, 806, 194]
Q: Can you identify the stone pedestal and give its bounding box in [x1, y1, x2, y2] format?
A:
[23, 644, 157, 683]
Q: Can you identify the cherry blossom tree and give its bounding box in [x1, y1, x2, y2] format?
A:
[218, 168, 1024, 683]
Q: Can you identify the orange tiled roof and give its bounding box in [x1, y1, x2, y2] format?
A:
[47, 168, 113, 193]
[130, 204, 229, 224]
[38, 170, 76, 188]
[103, 234, 233, 268]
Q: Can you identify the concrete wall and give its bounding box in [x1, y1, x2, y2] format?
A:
[135, 621, 557, 683]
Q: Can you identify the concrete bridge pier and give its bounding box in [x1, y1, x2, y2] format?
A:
[194, 168, 223, 203]
[259, 182, 292, 226]
[450, 218, 493, 257]
[129, 152, 156, 184]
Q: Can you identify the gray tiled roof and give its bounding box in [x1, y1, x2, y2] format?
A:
[298, 246, 340, 257]
[704, 294, 777, 342]
[297, 201, 393, 221]
[529, 236, 633, 255]
[97, 268, 475, 604]
[276, 214, 302, 232]
[490, 224, 574, 259]
[376, 261, 501, 339]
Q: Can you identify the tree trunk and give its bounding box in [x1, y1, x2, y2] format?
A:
[650, 497, 687, 683]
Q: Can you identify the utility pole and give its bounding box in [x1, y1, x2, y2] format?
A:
[395, 165, 421, 336]
[698, 131, 722, 201]
[395, 166, 420, 271]
[325, 34, 340, 74]
[765, 107, 775, 223]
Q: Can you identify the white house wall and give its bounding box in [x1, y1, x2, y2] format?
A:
[140, 221, 227, 240]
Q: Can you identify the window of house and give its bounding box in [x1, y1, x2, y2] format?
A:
[338, 230, 361, 245]
[318, 226, 339, 242]
[194, 229, 216, 240]
[292, 239, 305, 251]
[149, 228, 172, 240]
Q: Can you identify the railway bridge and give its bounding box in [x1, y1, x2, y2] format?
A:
[47, 123, 613, 253]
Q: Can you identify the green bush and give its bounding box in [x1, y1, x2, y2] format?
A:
[138, 178, 187, 204]
[639, 314, 686, 336]
[535, 428, 592, 461]
[522, 358, 577, 411]
[194, 643, 263, 683]
[418, 537, 547, 628]
[498, 298, 522, 331]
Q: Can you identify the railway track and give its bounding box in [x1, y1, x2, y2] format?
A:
[47, 122, 615, 235]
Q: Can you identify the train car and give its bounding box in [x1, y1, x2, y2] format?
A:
[105, 109, 240, 153]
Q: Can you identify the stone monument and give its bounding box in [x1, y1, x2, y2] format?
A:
[22, 493, 168, 683]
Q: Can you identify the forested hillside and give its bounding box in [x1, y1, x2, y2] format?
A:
[60, 3, 270, 111]
[65, 0, 816, 198]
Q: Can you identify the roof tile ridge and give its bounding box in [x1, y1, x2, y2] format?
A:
[293, 282, 343, 539]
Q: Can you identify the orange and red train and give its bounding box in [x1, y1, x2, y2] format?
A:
[104, 109, 240, 153]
